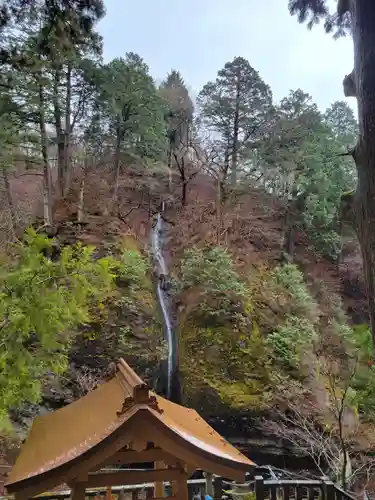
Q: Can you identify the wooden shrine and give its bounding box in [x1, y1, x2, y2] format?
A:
[6, 359, 255, 500]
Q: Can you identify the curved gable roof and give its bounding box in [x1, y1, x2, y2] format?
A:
[7, 360, 254, 492]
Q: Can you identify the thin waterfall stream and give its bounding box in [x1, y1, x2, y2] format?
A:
[151, 203, 179, 401]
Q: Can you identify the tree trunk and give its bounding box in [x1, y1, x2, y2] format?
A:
[77, 176, 85, 223]
[39, 81, 53, 226]
[167, 146, 173, 193]
[282, 202, 295, 259]
[230, 74, 241, 186]
[175, 153, 187, 206]
[63, 63, 72, 196]
[1, 167, 16, 235]
[57, 138, 65, 194]
[112, 127, 122, 203]
[181, 178, 187, 206]
[216, 172, 222, 244]
[53, 67, 64, 197]
[77, 158, 88, 224]
[347, 0, 375, 355]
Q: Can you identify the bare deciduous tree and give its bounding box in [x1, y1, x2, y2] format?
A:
[262, 357, 375, 492]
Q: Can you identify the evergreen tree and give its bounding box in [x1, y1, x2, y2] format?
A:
[0, 231, 116, 428]
[96, 53, 167, 202]
[258, 90, 356, 260]
[197, 56, 273, 187]
[160, 69, 194, 149]
[160, 69, 194, 196]
[324, 100, 358, 148]
[288, 0, 375, 356]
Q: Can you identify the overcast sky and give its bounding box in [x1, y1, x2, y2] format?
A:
[98, 0, 356, 113]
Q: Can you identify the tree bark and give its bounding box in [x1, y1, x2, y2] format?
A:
[38, 80, 53, 226]
[1, 167, 16, 236]
[230, 72, 241, 186]
[167, 146, 173, 193]
[347, 0, 375, 355]
[77, 157, 88, 224]
[53, 67, 64, 197]
[112, 126, 122, 203]
[283, 202, 295, 259]
[63, 62, 72, 196]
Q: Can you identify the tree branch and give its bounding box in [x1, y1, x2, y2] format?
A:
[343, 70, 357, 98]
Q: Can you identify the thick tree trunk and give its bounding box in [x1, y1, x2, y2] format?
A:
[349, 0, 375, 354]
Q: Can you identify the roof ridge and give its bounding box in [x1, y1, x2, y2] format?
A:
[115, 359, 163, 416]
[116, 358, 145, 391]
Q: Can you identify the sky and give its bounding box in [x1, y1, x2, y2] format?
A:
[98, 0, 356, 113]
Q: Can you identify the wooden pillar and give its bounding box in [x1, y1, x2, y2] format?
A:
[175, 475, 188, 500]
[255, 476, 264, 500]
[154, 460, 165, 498]
[204, 472, 213, 497]
[171, 481, 178, 497]
[71, 483, 86, 500]
[213, 477, 223, 500]
[106, 486, 112, 500]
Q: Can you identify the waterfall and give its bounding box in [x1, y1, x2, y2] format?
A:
[151, 204, 176, 400]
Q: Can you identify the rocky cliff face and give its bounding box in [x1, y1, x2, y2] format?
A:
[4, 168, 369, 472]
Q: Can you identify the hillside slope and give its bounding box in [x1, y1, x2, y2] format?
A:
[2, 166, 371, 477]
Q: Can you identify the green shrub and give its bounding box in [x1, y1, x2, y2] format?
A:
[0, 229, 117, 429]
[309, 230, 342, 261]
[179, 246, 247, 317]
[271, 263, 318, 319]
[267, 315, 317, 369]
[115, 248, 151, 291]
[341, 324, 375, 420]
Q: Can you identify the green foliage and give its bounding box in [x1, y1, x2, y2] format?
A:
[267, 264, 318, 370]
[271, 263, 318, 318]
[180, 320, 274, 411]
[114, 248, 151, 291]
[180, 246, 245, 294]
[179, 246, 247, 316]
[342, 324, 375, 420]
[160, 69, 193, 150]
[179, 254, 321, 408]
[324, 101, 357, 147]
[288, 0, 350, 37]
[267, 315, 317, 369]
[0, 229, 117, 428]
[178, 245, 276, 409]
[256, 89, 356, 259]
[97, 53, 168, 161]
[197, 56, 273, 183]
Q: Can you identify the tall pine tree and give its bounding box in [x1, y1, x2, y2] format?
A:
[197, 56, 273, 187]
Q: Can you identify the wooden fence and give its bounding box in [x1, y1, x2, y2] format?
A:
[0, 474, 359, 500]
[253, 477, 356, 500]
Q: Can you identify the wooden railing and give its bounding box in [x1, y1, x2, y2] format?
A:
[0, 474, 359, 500]
[253, 477, 357, 500]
